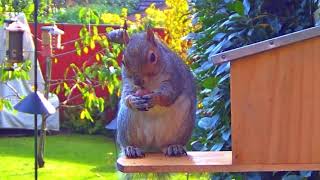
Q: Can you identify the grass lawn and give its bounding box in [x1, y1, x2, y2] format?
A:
[0, 133, 209, 180]
[0, 134, 118, 180]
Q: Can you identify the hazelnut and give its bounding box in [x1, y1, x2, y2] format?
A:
[135, 89, 151, 96]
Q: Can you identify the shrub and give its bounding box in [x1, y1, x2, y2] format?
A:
[101, 0, 193, 59]
[53, 4, 122, 24]
[189, 0, 319, 179]
[144, 0, 193, 59]
[61, 106, 107, 134]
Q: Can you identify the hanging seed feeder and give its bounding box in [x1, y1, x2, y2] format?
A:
[5, 19, 26, 64]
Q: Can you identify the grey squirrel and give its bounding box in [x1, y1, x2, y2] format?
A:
[109, 29, 196, 158]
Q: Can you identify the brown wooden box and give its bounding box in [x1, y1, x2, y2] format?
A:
[213, 26, 320, 165]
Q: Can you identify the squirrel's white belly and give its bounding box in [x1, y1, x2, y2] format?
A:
[128, 93, 191, 149]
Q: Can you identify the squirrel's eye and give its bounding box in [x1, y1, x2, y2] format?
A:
[150, 53, 156, 63]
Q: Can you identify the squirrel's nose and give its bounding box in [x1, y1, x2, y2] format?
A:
[133, 77, 144, 87]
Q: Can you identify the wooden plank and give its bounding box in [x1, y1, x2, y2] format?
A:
[231, 36, 320, 164]
[211, 27, 320, 64]
[117, 151, 320, 173]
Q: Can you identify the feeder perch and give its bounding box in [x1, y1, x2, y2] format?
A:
[5, 19, 26, 64]
[117, 26, 320, 173]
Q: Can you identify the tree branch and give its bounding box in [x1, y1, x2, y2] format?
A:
[4, 82, 23, 99]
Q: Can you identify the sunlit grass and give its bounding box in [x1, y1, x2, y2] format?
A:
[0, 134, 118, 180]
[0, 134, 210, 180]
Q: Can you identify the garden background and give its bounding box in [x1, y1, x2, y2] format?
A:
[1, 0, 320, 179]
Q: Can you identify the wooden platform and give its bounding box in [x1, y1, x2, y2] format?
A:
[117, 151, 320, 173]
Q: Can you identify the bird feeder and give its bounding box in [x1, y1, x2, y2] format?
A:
[117, 26, 320, 173]
[5, 19, 25, 64]
[41, 25, 64, 56]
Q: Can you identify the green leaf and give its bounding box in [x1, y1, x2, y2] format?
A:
[222, 129, 231, 141]
[0, 100, 3, 111]
[78, 7, 87, 22]
[227, 1, 244, 16]
[55, 84, 61, 94]
[195, 61, 213, 74]
[107, 83, 114, 95]
[98, 98, 104, 112]
[87, 93, 94, 109]
[243, 0, 251, 15]
[191, 141, 204, 151]
[215, 62, 230, 76]
[212, 32, 226, 42]
[202, 77, 218, 89]
[63, 83, 71, 96]
[218, 74, 230, 84]
[76, 49, 81, 56]
[0, 99, 13, 111]
[80, 109, 86, 120]
[210, 142, 224, 151]
[4, 101, 12, 111]
[300, 171, 312, 178]
[198, 115, 219, 130]
[85, 110, 93, 122]
[93, 26, 98, 36]
[75, 41, 80, 49]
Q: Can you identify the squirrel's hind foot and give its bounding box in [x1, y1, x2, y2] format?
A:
[163, 145, 187, 157]
[124, 146, 145, 158]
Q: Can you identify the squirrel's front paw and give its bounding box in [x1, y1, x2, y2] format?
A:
[163, 145, 187, 157]
[124, 146, 145, 158]
[125, 95, 153, 111]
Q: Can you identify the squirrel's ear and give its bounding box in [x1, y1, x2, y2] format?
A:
[123, 30, 129, 45]
[107, 29, 129, 45]
[147, 29, 157, 46]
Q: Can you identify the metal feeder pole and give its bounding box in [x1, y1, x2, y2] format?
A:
[14, 2, 56, 179]
[33, 0, 39, 179]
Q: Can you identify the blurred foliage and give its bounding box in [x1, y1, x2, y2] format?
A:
[0, 0, 139, 24]
[101, 8, 129, 26]
[189, 0, 319, 179]
[0, 60, 32, 82]
[52, 4, 122, 24]
[55, 23, 122, 121]
[0, 60, 31, 112]
[145, 0, 193, 59]
[0, 0, 56, 23]
[61, 106, 107, 134]
[50, 5, 122, 122]
[101, 0, 193, 59]
[102, 0, 140, 12]
[65, 0, 139, 12]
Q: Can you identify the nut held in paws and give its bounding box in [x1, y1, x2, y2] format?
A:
[135, 89, 151, 96]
